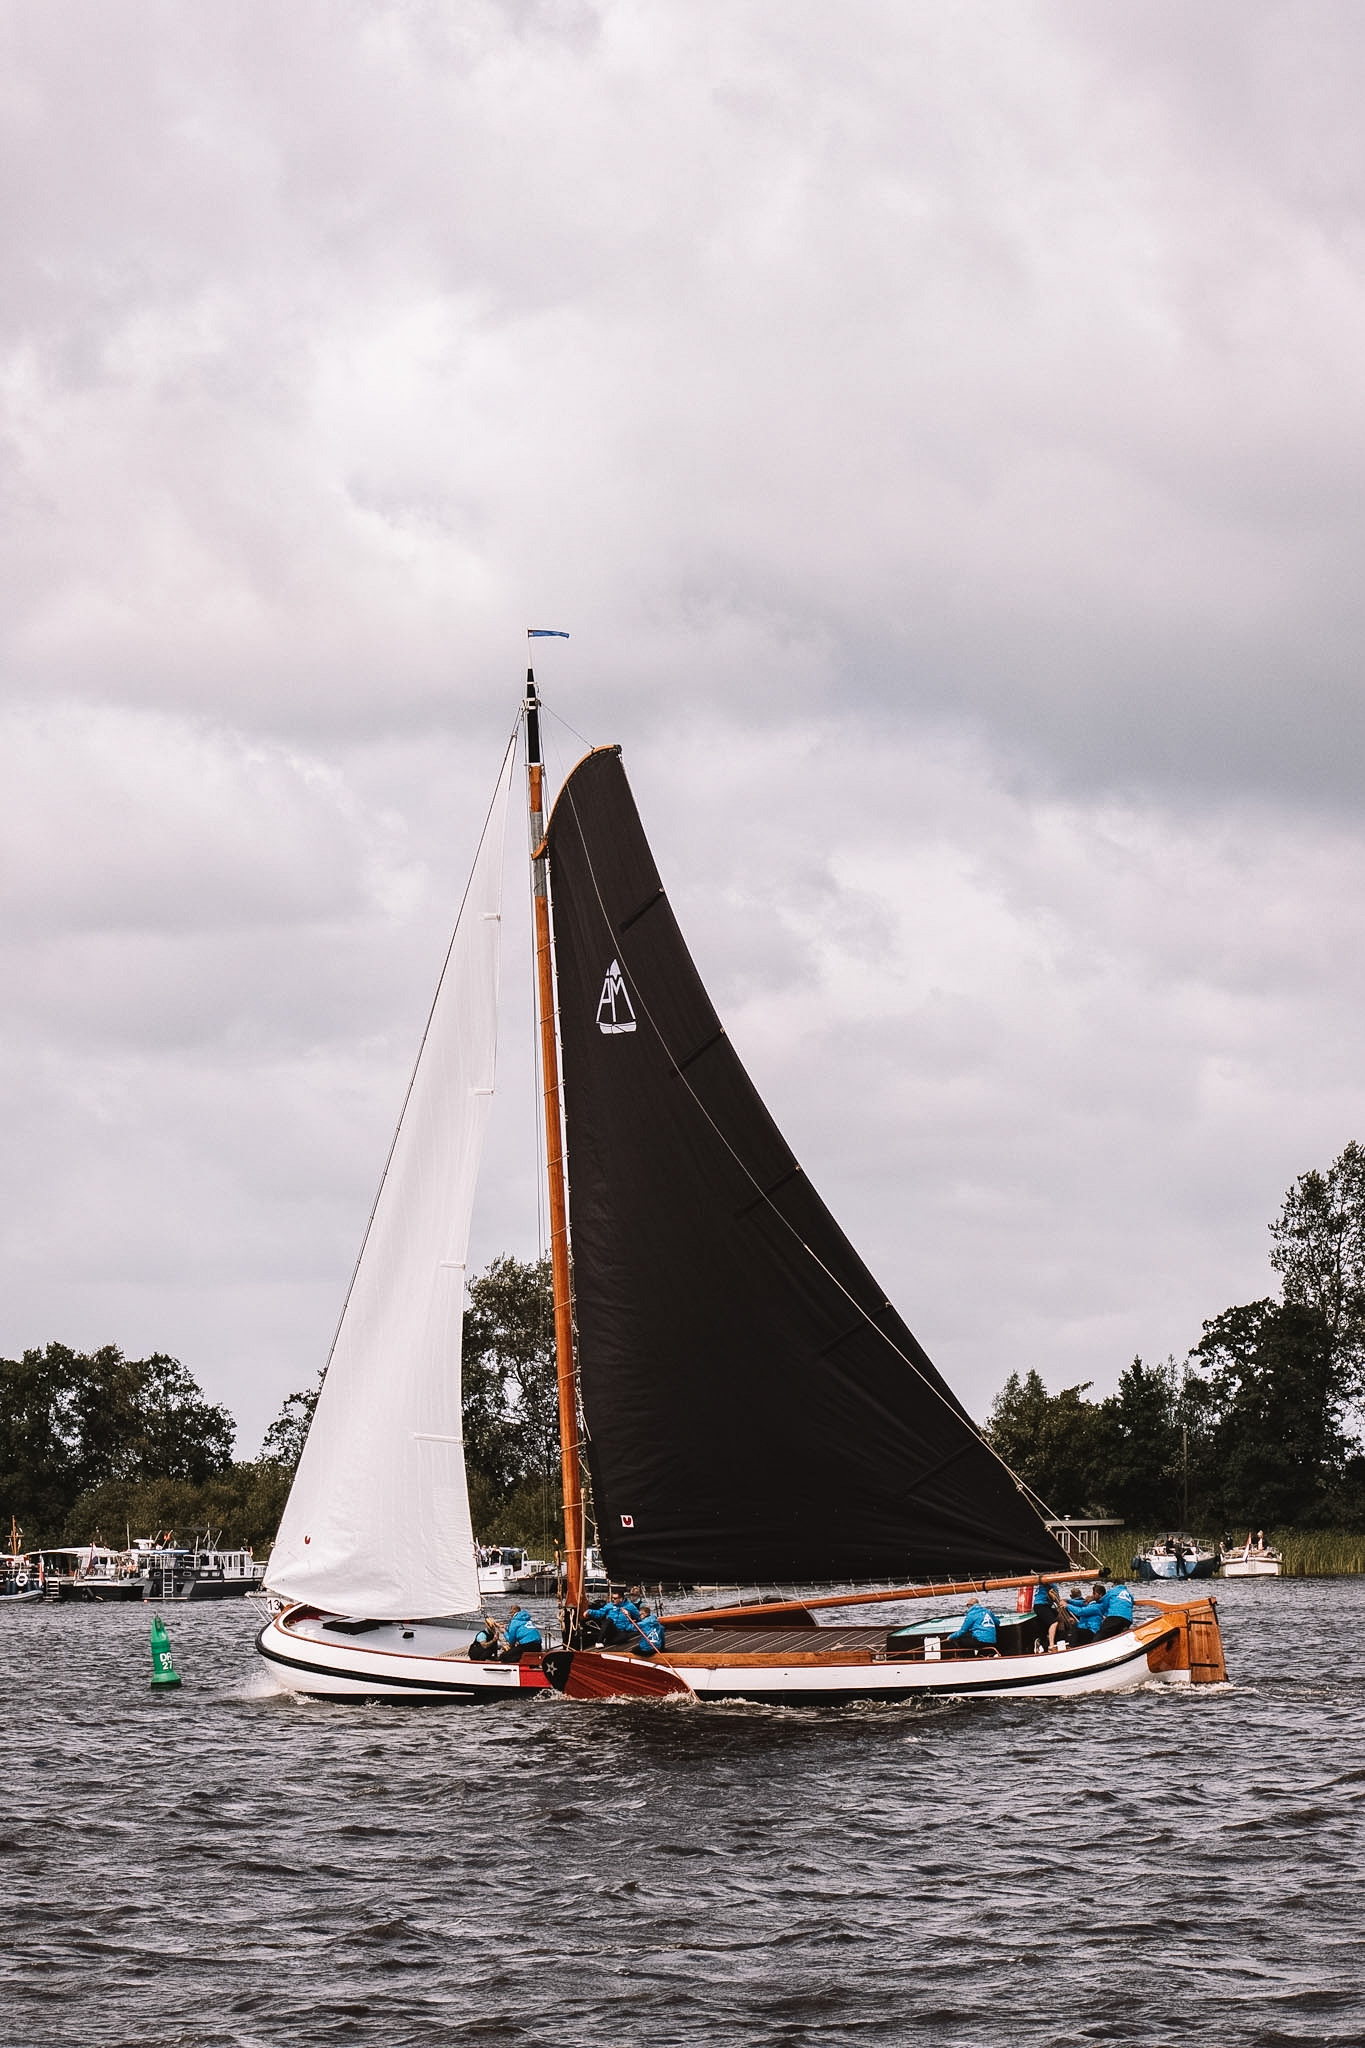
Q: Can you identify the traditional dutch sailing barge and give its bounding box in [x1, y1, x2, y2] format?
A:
[256, 680, 1224, 1702]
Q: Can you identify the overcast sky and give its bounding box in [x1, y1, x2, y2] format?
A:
[3, 0, 1365, 1452]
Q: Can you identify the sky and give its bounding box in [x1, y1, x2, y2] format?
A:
[3, 0, 1365, 1454]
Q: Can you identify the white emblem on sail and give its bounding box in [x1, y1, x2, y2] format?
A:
[597, 959, 637, 1034]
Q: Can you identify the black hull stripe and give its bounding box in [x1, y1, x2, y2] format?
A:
[255, 1626, 521, 1700]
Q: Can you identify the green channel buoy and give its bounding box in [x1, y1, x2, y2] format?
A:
[150, 1613, 182, 1690]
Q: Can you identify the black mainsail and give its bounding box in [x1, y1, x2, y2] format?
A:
[545, 745, 1068, 1586]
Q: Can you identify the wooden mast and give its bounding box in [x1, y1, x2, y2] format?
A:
[525, 673, 585, 1635]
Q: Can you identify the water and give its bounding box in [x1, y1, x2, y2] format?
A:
[2, 1579, 1362, 2046]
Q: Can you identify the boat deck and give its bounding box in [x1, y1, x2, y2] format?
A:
[665, 1624, 890, 1657]
[659, 1623, 991, 1664]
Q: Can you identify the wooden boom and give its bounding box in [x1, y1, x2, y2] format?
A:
[662, 1568, 1101, 1629]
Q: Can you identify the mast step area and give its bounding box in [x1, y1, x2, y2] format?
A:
[544, 1617, 1207, 1705]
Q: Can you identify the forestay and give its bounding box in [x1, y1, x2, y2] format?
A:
[267, 738, 516, 1619]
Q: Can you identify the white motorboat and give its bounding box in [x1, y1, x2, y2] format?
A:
[476, 1547, 549, 1596]
[1132, 1534, 1219, 1581]
[1220, 1533, 1282, 1578]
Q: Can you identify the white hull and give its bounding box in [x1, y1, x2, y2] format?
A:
[551, 1615, 1195, 1704]
[256, 1605, 551, 1700]
[0, 1587, 43, 1606]
[1136, 1555, 1218, 1580]
[1220, 1556, 1281, 1577]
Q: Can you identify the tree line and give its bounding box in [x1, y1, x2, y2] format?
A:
[987, 1143, 1365, 1531]
[11, 1144, 1363, 1553]
[0, 1254, 562, 1553]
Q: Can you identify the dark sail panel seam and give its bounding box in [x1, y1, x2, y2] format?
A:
[734, 1166, 803, 1218]
[674, 1028, 728, 1074]
[620, 886, 666, 932]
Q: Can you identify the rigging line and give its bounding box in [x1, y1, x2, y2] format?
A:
[318, 720, 521, 1387]
[554, 768, 1068, 1538]
[543, 702, 594, 751]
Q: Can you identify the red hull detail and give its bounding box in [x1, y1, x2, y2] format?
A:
[560, 1652, 692, 1700]
[518, 1658, 551, 1689]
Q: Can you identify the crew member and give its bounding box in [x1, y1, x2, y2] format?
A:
[1065, 1583, 1110, 1641]
[632, 1604, 666, 1657]
[946, 1601, 999, 1656]
[468, 1615, 503, 1661]
[585, 1600, 639, 1647]
[1094, 1580, 1135, 1638]
[499, 1606, 543, 1663]
[1030, 1579, 1061, 1647]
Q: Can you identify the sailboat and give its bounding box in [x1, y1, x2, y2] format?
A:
[257, 678, 1226, 1703]
[2, 1519, 43, 1605]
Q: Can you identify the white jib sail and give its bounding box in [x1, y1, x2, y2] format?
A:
[266, 737, 516, 1618]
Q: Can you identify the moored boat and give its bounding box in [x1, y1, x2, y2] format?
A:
[2, 1522, 43, 1604]
[476, 1546, 551, 1596]
[40, 1544, 145, 1602]
[1133, 1535, 1219, 1582]
[1220, 1531, 1282, 1578]
[132, 1538, 266, 1600]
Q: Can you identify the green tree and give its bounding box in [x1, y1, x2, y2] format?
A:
[1190, 1299, 1345, 1526]
[1, 1343, 237, 1544]
[1270, 1140, 1365, 1392]
[63, 1463, 292, 1552]
[985, 1370, 1112, 1516]
[1098, 1356, 1183, 1525]
[70, 1347, 235, 1488]
[260, 1375, 323, 1472]
[0, 1346, 82, 1539]
[462, 1255, 560, 1538]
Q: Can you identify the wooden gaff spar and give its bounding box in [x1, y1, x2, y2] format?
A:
[254, 677, 1226, 1702]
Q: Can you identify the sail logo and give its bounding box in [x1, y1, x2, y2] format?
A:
[597, 959, 637, 1034]
[620, 1514, 635, 1527]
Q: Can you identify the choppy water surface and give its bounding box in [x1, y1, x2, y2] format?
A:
[2, 1579, 1363, 2046]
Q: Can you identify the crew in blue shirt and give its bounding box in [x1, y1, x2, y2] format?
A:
[1066, 1584, 1110, 1641]
[499, 1607, 543, 1662]
[1029, 1579, 1061, 1646]
[946, 1601, 999, 1656]
[632, 1604, 666, 1657]
[586, 1600, 640, 1647]
[1095, 1581, 1135, 1638]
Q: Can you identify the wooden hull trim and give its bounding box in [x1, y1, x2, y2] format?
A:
[255, 1607, 550, 1700]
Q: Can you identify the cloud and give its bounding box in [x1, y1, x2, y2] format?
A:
[1, 2, 1364, 1455]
